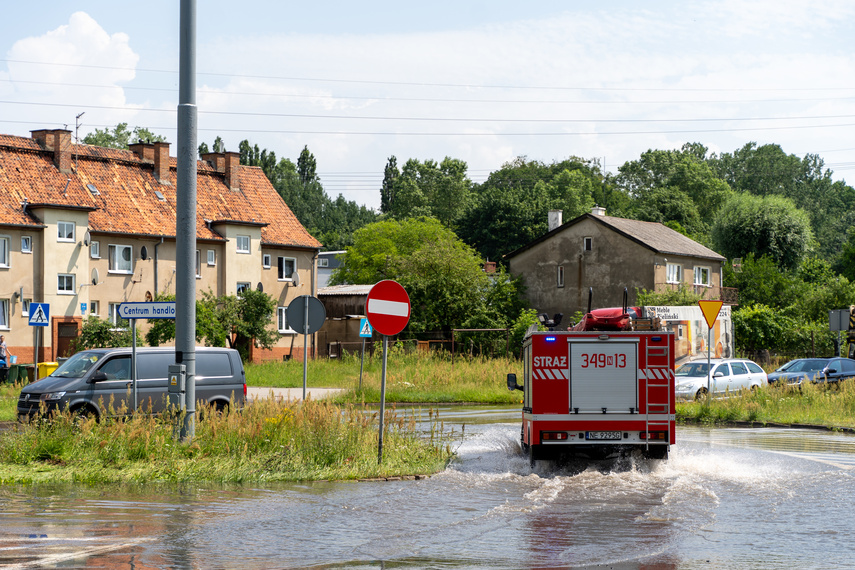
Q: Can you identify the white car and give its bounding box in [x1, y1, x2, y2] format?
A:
[675, 358, 768, 400]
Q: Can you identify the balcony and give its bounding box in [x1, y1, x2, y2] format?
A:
[655, 283, 739, 305]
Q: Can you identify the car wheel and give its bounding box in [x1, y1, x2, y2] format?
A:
[695, 387, 708, 400]
[71, 405, 99, 423]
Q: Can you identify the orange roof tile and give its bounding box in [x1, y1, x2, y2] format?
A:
[0, 133, 321, 249]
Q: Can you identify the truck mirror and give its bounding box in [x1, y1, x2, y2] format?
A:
[507, 373, 523, 392]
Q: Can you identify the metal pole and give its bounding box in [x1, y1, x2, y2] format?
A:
[176, 0, 197, 440]
[359, 337, 365, 391]
[707, 326, 712, 394]
[378, 335, 388, 464]
[303, 295, 309, 401]
[35, 327, 39, 382]
[132, 319, 138, 410]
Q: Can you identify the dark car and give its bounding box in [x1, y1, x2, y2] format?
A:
[767, 357, 855, 386]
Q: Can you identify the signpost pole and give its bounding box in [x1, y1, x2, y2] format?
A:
[132, 319, 138, 410]
[378, 335, 388, 464]
[698, 300, 723, 397]
[303, 295, 309, 401]
[35, 327, 40, 382]
[707, 327, 712, 394]
[359, 337, 366, 391]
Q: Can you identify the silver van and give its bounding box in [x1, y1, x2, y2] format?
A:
[17, 347, 246, 421]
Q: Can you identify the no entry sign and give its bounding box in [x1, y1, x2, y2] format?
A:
[366, 280, 411, 336]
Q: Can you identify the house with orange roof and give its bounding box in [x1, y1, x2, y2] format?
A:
[0, 128, 322, 363]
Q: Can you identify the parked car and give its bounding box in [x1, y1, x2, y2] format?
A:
[767, 357, 855, 387]
[17, 346, 246, 421]
[675, 358, 768, 400]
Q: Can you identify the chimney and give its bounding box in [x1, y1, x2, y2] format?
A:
[202, 152, 226, 173]
[31, 129, 72, 174]
[224, 151, 240, 191]
[591, 205, 606, 216]
[548, 209, 563, 232]
[153, 142, 171, 184]
[129, 141, 155, 162]
[483, 261, 497, 274]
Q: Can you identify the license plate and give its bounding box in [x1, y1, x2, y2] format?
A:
[586, 431, 622, 441]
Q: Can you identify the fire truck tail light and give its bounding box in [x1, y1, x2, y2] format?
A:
[541, 431, 568, 441]
[640, 431, 667, 440]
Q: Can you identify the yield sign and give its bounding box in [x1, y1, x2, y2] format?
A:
[366, 280, 410, 336]
[698, 300, 723, 329]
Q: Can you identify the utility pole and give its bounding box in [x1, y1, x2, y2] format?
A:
[176, 0, 198, 440]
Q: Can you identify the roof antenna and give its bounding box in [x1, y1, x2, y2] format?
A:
[74, 112, 85, 171]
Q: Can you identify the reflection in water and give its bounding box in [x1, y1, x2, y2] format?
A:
[0, 417, 854, 568]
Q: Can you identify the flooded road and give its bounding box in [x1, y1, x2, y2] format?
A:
[1, 408, 854, 569]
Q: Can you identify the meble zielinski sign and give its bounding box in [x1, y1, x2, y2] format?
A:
[118, 302, 177, 319]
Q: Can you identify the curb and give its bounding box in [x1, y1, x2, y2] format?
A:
[678, 417, 855, 434]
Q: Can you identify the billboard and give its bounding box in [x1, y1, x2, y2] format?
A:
[642, 305, 733, 366]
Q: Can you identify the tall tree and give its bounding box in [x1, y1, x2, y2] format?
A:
[83, 123, 165, 149]
[380, 156, 399, 214]
[383, 157, 473, 230]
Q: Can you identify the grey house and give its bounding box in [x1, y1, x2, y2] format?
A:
[505, 208, 732, 322]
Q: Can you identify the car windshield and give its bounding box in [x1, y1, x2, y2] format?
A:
[676, 362, 710, 376]
[781, 359, 827, 373]
[51, 352, 105, 378]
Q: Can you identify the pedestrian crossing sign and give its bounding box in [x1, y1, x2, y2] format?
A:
[28, 303, 50, 327]
[359, 318, 373, 338]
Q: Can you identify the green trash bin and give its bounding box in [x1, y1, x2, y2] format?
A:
[7, 364, 23, 384]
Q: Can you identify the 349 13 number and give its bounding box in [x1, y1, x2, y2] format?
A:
[580, 353, 627, 368]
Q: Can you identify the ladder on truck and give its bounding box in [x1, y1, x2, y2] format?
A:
[644, 341, 671, 451]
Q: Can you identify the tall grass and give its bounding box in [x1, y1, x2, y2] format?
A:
[677, 381, 855, 428]
[248, 349, 523, 404]
[0, 399, 455, 485]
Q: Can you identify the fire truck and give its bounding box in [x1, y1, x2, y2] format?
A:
[507, 327, 676, 464]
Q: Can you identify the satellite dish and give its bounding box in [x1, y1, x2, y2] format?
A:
[91, 268, 99, 286]
[83, 230, 91, 247]
[291, 272, 301, 287]
[140, 246, 148, 261]
[256, 282, 263, 292]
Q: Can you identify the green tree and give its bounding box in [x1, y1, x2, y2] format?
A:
[83, 123, 165, 149]
[71, 317, 142, 352]
[384, 158, 473, 230]
[380, 156, 399, 214]
[332, 217, 526, 333]
[711, 193, 813, 270]
[723, 253, 800, 310]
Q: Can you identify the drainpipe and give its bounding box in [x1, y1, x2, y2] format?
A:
[154, 236, 164, 298]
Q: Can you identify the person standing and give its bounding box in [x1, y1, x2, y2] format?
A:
[0, 334, 11, 366]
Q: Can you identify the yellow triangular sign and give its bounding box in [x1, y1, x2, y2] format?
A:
[698, 300, 723, 329]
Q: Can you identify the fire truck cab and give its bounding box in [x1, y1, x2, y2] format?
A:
[508, 329, 675, 464]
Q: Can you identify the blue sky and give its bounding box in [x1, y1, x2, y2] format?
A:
[2, 1, 854, 210]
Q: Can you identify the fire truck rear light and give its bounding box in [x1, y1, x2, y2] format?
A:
[541, 431, 568, 441]
[640, 431, 667, 440]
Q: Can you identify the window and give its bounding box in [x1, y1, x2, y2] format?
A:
[196, 250, 202, 278]
[90, 241, 100, 259]
[0, 236, 8, 267]
[277, 307, 295, 334]
[22, 299, 31, 318]
[108, 303, 128, 328]
[58, 273, 75, 294]
[730, 362, 748, 375]
[278, 257, 296, 281]
[746, 362, 763, 374]
[89, 300, 99, 317]
[236, 282, 251, 296]
[57, 221, 75, 242]
[236, 235, 250, 254]
[583, 237, 593, 251]
[207, 249, 216, 266]
[0, 299, 8, 329]
[262, 254, 271, 268]
[666, 263, 682, 284]
[21, 236, 32, 254]
[557, 265, 564, 288]
[694, 266, 711, 287]
[317, 258, 329, 268]
[108, 245, 133, 274]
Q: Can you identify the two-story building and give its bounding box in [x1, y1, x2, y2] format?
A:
[505, 207, 732, 321]
[0, 128, 321, 363]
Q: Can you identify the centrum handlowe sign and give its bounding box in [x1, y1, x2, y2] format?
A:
[118, 302, 177, 319]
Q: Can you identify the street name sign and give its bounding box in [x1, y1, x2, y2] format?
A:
[118, 302, 177, 319]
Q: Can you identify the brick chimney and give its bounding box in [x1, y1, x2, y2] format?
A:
[128, 141, 155, 162]
[31, 129, 72, 174]
[224, 151, 240, 191]
[153, 142, 171, 184]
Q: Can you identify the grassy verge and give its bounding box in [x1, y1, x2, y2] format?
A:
[0, 382, 20, 423]
[677, 380, 855, 428]
[0, 399, 455, 484]
[247, 350, 523, 405]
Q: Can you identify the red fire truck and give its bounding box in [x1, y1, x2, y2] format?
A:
[507, 329, 675, 464]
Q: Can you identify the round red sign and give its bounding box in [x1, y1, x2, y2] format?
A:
[365, 280, 411, 336]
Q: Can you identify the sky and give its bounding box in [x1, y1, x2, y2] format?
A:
[1, 0, 854, 210]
